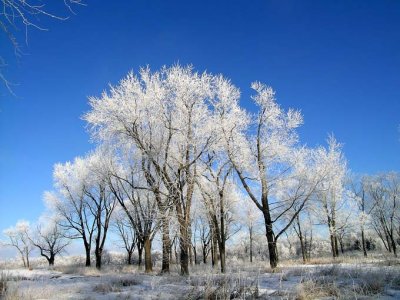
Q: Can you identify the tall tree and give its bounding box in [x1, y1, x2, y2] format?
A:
[84, 65, 234, 275]
[224, 83, 326, 268]
[50, 158, 96, 267]
[83, 150, 118, 269]
[314, 137, 348, 258]
[367, 173, 399, 257]
[349, 175, 372, 257]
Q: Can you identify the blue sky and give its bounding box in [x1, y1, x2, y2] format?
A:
[0, 0, 399, 240]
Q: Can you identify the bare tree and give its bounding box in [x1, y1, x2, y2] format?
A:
[113, 208, 137, 265]
[50, 158, 96, 267]
[367, 173, 399, 257]
[85, 66, 235, 275]
[197, 165, 240, 273]
[107, 159, 158, 272]
[223, 83, 328, 268]
[30, 221, 69, 266]
[3, 220, 34, 268]
[349, 175, 373, 257]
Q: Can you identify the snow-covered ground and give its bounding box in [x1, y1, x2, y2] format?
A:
[1, 258, 399, 299]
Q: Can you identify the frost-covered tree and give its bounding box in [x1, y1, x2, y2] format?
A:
[30, 218, 69, 266]
[3, 220, 34, 268]
[349, 175, 373, 257]
[223, 83, 327, 268]
[197, 174, 240, 272]
[112, 207, 137, 265]
[49, 159, 95, 267]
[242, 202, 262, 263]
[314, 136, 348, 258]
[84, 65, 238, 275]
[291, 209, 314, 262]
[82, 150, 118, 269]
[50, 149, 118, 269]
[367, 173, 399, 257]
[106, 154, 158, 272]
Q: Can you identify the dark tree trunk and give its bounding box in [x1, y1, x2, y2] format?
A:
[218, 190, 226, 273]
[179, 233, 189, 275]
[48, 254, 55, 266]
[329, 232, 336, 258]
[218, 240, 226, 273]
[188, 225, 193, 267]
[361, 228, 368, 257]
[295, 216, 306, 263]
[211, 229, 218, 268]
[264, 214, 278, 269]
[339, 238, 344, 254]
[85, 245, 91, 267]
[390, 235, 397, 257]
[202, 243, 207, 264]
[334, 235, 339, 257]
[95, 251, 102, 269]
[138, 241, 144, 268]
[193, 245, 198, 264]
[249, 227, 253, 263]
[144, 237, 152, 273]
[127, 250, 133, 265]
[161, 217, 170, 273]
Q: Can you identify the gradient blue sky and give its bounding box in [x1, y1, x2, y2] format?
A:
[0, 1, 399, 237]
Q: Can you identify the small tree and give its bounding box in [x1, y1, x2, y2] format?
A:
[30, 220, 69, 266]
[113, 208, 137, 265]
[3, 220, 34, 268]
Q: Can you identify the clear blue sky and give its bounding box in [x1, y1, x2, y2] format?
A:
[0, 0, 399, 234]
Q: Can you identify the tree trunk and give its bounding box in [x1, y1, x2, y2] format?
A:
[49, 254, 55, 266]
[219, 190, 226, 273]
[211, 229, 218, 268]
[193, 245, 198, 264]
[188, 225, 193, 267]
[179, 232, 189, 275]
[138, 241, 143, 268]
[161, 217, 170, 273]
[334, 235, 339, 257]
[95, 251, 102, 269]
[202, 243, 207, 264]
[174, 242, 179, 264]
[26, 254, 30, 269]
[85, 245, 91, 267]
[144, 237, 152, 273]
[249, 227, 253, 263]
[295, 217, 306, 263]
[305, 231, 312, 261]
[361, 227, 367, 257]
[339, 238, 344, 254]
[218, 240, 226, 273]
[127, 250, 133, 265]
[329, 232, 336, 258]
[390, 235, 397, 257]
[328, 216, 337, 258]
[264, 214, 278, 269]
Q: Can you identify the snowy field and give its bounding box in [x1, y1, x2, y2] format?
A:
[1, 255, 400, 299]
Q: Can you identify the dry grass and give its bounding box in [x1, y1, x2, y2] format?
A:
[188, 273, 259, 300]
[92, 275, 142, 293]
[293, 264, 399, 299]
[296, 277, 340, 300]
